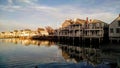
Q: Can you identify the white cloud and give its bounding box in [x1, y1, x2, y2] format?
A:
[0, 5, 21, 12]
[16, 0, 38, 5]
[33, 6, 57, 11]
[40, 5, 116, 24]
[0, 2, 117, 23]
[0, 0, 119, 31]
[0, 0, 57, 12]
[8, 0, 13, 5]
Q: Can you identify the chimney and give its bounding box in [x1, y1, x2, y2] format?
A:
[86, 17, 88, 24]
[85, 17, 88, 28]
[90, 19, 92, 23]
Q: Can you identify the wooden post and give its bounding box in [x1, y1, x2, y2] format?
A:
[110, 38, 112, 43]
[90, 38, 91, 44]
[117, 39, 119, 43]
[99, 38, 100, 43]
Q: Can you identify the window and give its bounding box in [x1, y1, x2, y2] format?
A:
[116, 28, 120, 33]
[110, 28, 113, 33]
[118, 21, 120, 26]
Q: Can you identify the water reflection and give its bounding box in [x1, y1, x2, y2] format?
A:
[0, 38, 120, 68]
[58, 44, 101, 66]
[57, 43, 120, 67]
[0, 38, 64, 68]
[0, 38, 54, 46]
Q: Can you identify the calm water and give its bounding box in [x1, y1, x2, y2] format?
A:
[0, 38, 120, 68]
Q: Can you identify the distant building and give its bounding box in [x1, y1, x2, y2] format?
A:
[19, 29, 32, 37]
[40, 30, 49, 36]
[109, 14, 120, 42]
[19, 29, 39, 38]
[37, 28, 49, 36]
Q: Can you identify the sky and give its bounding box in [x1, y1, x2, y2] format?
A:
[0, 0, 120, 32]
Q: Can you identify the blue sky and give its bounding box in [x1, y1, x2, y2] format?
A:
[0, 0, 120, 32]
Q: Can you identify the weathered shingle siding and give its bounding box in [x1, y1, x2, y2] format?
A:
[109, 16, 120, 37]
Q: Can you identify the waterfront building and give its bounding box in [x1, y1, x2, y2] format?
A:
[0, 28, 49, 39]
[0, 32, 5, 38]
[109, 14, 120, 42]
[85, 19, 108, 39]
[13, 30, 19, 38]
[37, 28, 49, 36]
[40, 30, 49, 36]
[19, 29, 32, 37]
[19, 29, 39, 38]
[0, 32, 13, 38]
[54, 17, 108, 43]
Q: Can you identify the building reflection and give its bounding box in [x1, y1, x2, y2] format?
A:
[58, 43, 120, 67]
[0, 38, 55, 46]
[58, 44, 101, 66]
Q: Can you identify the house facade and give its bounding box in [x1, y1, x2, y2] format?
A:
[54, 18, 108, 41]
[109, 14, 120, 42]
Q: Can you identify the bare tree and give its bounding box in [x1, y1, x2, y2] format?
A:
[37, 28, 44, 34]
[45, 26, 54, 35]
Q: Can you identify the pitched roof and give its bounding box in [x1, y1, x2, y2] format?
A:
[73, 18, 86, 24]
[89, 19, 105, 24]
[62, 18, 86, 28]
[62, 19, 73, 28]
[110, 14, 120, 25]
